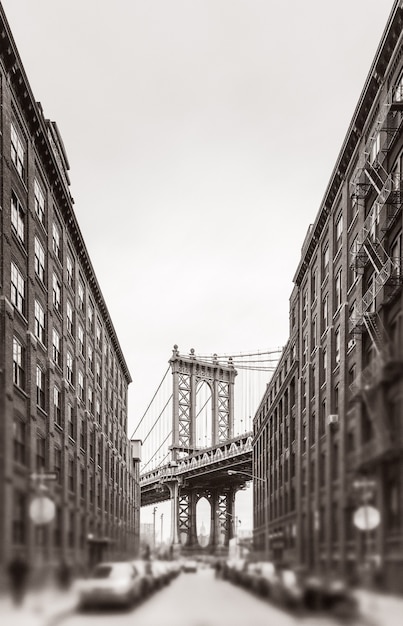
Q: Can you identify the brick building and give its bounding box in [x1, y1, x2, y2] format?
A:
[253, 1, 403, 593]
[0, 3, 139, 576]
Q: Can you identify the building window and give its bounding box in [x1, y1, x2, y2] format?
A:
[11, 192, 25, 243]
[34, 237, 46, 282]
[12, 491, 26, 545]
[67, 404, 75, 439]
[52, 274, 62, 313]
[78, 278, 85, 312]
[96, 321, 102, 347]
[335, 213, 343, 253]
[54, 386, 62, 426]
[370, 131, 381, 165]
[54, 447, 62, 484]
[96, 360, 101, 386]
[12, 336, 25, 389]
[335, 269, 342, 310]
[13, 419, 26, 465]
[88, 386, 94, 414]
[88, 301, 94, 332]
[88, 345, 94, 373]
[36, 366, 46, 410]
[36, 435, 46, 469]
[11, 122, 25, 178]
[52, 328, 61, 367]
[322, 243, 329, 276]
[311, 268, 317, 302]
[335, 327, 341, 365]
[311, 316, 317, 349]
[34, 301, 46, 344]
[78, 370, 84, 402]
[320, 399, 326, 435]
[11, 262, 25, 315]
[68, 458, 75, 492]
[302, 289, 308, 321]
[66, 350, 74, 385]
[78, 324, 84, 356]
[52, 221, 62, 262]
[80, 418, 86, 449]
[66, 300, 74, 335]
[66, 252, 74, 288]
[96, 399, 101, 424]
[302, 334, 308, 366]
[34, 179, 45, 224]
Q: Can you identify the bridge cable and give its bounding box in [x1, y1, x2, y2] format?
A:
[141, 431, 172, 472]
[141, 394, 173, 444]
[130, 366, 171, 439]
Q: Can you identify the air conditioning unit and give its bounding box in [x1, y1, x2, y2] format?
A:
[328, 414, 339, 425]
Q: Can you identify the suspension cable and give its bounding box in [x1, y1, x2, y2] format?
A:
[141, 394, 173, 444]
[130, 366, 170, 438]
[141, 432, 172, 472]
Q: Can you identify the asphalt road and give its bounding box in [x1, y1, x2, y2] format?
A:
[62, 567, 345, 626]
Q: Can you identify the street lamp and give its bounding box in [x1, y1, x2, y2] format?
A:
[152, 507, 158, 552]
[227, 470, 269, 559]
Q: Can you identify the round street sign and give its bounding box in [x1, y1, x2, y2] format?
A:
[353, 505, 380, 531]
[29, 495, 56, 525]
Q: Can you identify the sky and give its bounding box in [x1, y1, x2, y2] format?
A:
[2, 0, 396, 528]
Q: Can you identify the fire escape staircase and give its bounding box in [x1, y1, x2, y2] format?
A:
[348, 86, 403, 468]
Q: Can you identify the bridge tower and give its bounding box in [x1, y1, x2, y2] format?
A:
[167, 345, 238, 552]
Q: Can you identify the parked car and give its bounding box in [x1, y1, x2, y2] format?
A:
[131, 559, 155, 598]
[224, 558, 247, 585]
[150, 560, 171, 587]
[270, 568, 304, 609]
[78, 561, 141, 609]
[250, 561, 277, 597]
[182, 559, 198, 573]
[305, 577, 358, 617]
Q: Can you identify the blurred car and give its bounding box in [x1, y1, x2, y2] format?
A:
[182, 559, 197, 573]
[131, 559, 155, 598]
[78, 561, 141, 609]
[270, 568, 304, 609]
[150, 560, 171, 587]
[225, 558, 247, 584]
[302, 575, 358, 617]
[247, 561, 277, 596]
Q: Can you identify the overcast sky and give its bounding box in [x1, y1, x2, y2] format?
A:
[2, 0, 396, 527]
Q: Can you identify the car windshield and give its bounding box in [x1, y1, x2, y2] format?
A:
[92, 564, 132, 579]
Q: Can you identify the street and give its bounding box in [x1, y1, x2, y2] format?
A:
[63, 567, 346, 626]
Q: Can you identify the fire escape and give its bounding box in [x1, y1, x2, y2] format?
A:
[348, 85, 403, 470]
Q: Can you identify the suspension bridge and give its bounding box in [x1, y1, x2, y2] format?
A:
[131, 345, 282, 552]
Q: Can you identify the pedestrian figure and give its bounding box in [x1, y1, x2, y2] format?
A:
[7, 554, 29, 606]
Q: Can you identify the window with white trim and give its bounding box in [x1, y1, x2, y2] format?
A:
[11, 262, 25, 315]
[52, 328, 61, 367]
[36, 365, 46, 410]
[78, 278, 84, 312]
[52, 221, 62, 262]
[34, 301, 46, 344]
[66, 350, 74, 386]
[12, 336, 25, 388]
[66, 252, 74, 288]
[11, 122, 25, 178]
[335, 213, 343, 253]
[34, 179, 45, 225]
[335, 327, 341, 365]
[34, 237, 45, 283]
[52, 274, 62, 312]
[11, 192, 25, 243]
[66, 300, 74, 335]
[78, 324, 84, 356]
[78, 370, 84, 402]
[54, 386, 62, 426]
[335, 269, 342, 310]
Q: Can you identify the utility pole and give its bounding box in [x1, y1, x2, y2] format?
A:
[152, 507, 157, 552]
[160, 513, 164, 547]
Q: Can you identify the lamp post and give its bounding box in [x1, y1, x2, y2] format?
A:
[152, 507, 158, 553]
[217, 510, 241, 557]
[227, 470, 269, 559]
[160, 513, 164, 547]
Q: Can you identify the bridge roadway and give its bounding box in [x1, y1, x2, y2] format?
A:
[140, 432, 253, 507]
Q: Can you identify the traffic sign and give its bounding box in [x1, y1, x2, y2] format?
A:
[29, 495, 56, 525]
[353, 505, 380, 531]
[30, 472, 58, 481]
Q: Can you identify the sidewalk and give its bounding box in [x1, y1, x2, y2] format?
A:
[354, 588, 403, 626]
[0, 584, 79, 626]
